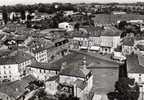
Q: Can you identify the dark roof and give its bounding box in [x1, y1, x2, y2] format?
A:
[0, 80, 29, 99]
[27, 61, 61, 71]
[136, 44, 144, 51]
[0, 75, 37, 98]
[127, 54, 144, 73]
[122, 37, 134, 46]
[40, 28, 66, 34]
[21, 74, 37, 83]
[60, 64, 90, 78]
[0, 50, 34, 65]
[69, 29, 88, 38]
[27, 38, 53, 54]
[0, 49, 12, 57]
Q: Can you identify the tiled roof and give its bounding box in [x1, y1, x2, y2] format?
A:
[136, 44, 144, 51]
[0, 75, 37, 99]
[101, 26, 122, 36]
[60, 64, 90, 78]
[27, 61, 61, 71]
[27, 38, 53, 54]
[127, 54, 144, 73]
[0, 50, 34, 65]
[0, 80, 29, 99]
[21, 74, 37, 83]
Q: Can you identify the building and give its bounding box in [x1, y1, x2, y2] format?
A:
[27, 38, 53, 63]
[40, 29, 70, 62]
[47, 38, 70, 62]
[127, 54, 144, 97]
[121, 37, 134, 55]
[134, 40, 144, 55]
[70, 27, 102, 50]
[59, 57, 93, 100]
[58, 22, 74, 32]
[100, 26, 122, 54]
[0, 50, 34, 81]
[27, 61, 61, 81]
[52, 50, 120, 99]
[45, 75, 59, 95]
[0, 75, 37, 100]
[70, 26, 122, 54]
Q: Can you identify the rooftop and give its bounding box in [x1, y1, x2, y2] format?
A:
[101, 26, 122, 36]
[27, 61, 61, 71]
[0, 75, 36, 99]
[27, 38, 53, 54]
[121, 37, 134, 46]
[136, 44, 144, 51]
[0, 50, 34, 65]
[60, 63, 90, 78]
[127, 54, 144, 73]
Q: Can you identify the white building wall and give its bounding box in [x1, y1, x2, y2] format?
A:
[45, 81, 58, 95]
[58, 22, 73, 31]
[0, 64, 20, 81]
[30, 68, 57, 81]
[89, 37, 101, 46]
[100, 36, 120, 49]
[35, 50, 48, 63]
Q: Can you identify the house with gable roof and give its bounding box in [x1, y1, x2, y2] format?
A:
[0, 50, 35, 81]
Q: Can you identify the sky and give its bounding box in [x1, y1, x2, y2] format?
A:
[1, 0, 144, 6]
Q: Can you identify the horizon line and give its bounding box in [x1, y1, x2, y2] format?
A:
[1, 1, 144, 6]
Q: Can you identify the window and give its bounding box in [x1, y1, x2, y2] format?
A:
[9, 71, 11, 74]
[4, 76, 7, 78]
[9, 66, 11, 68]
[40, 70, 42, 73]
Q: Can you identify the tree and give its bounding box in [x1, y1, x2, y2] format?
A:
[21, 10, 26, 20]
[74, 23, 80, 31]
[118, 21, 128, 30]
[115, 78, 139, 100]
